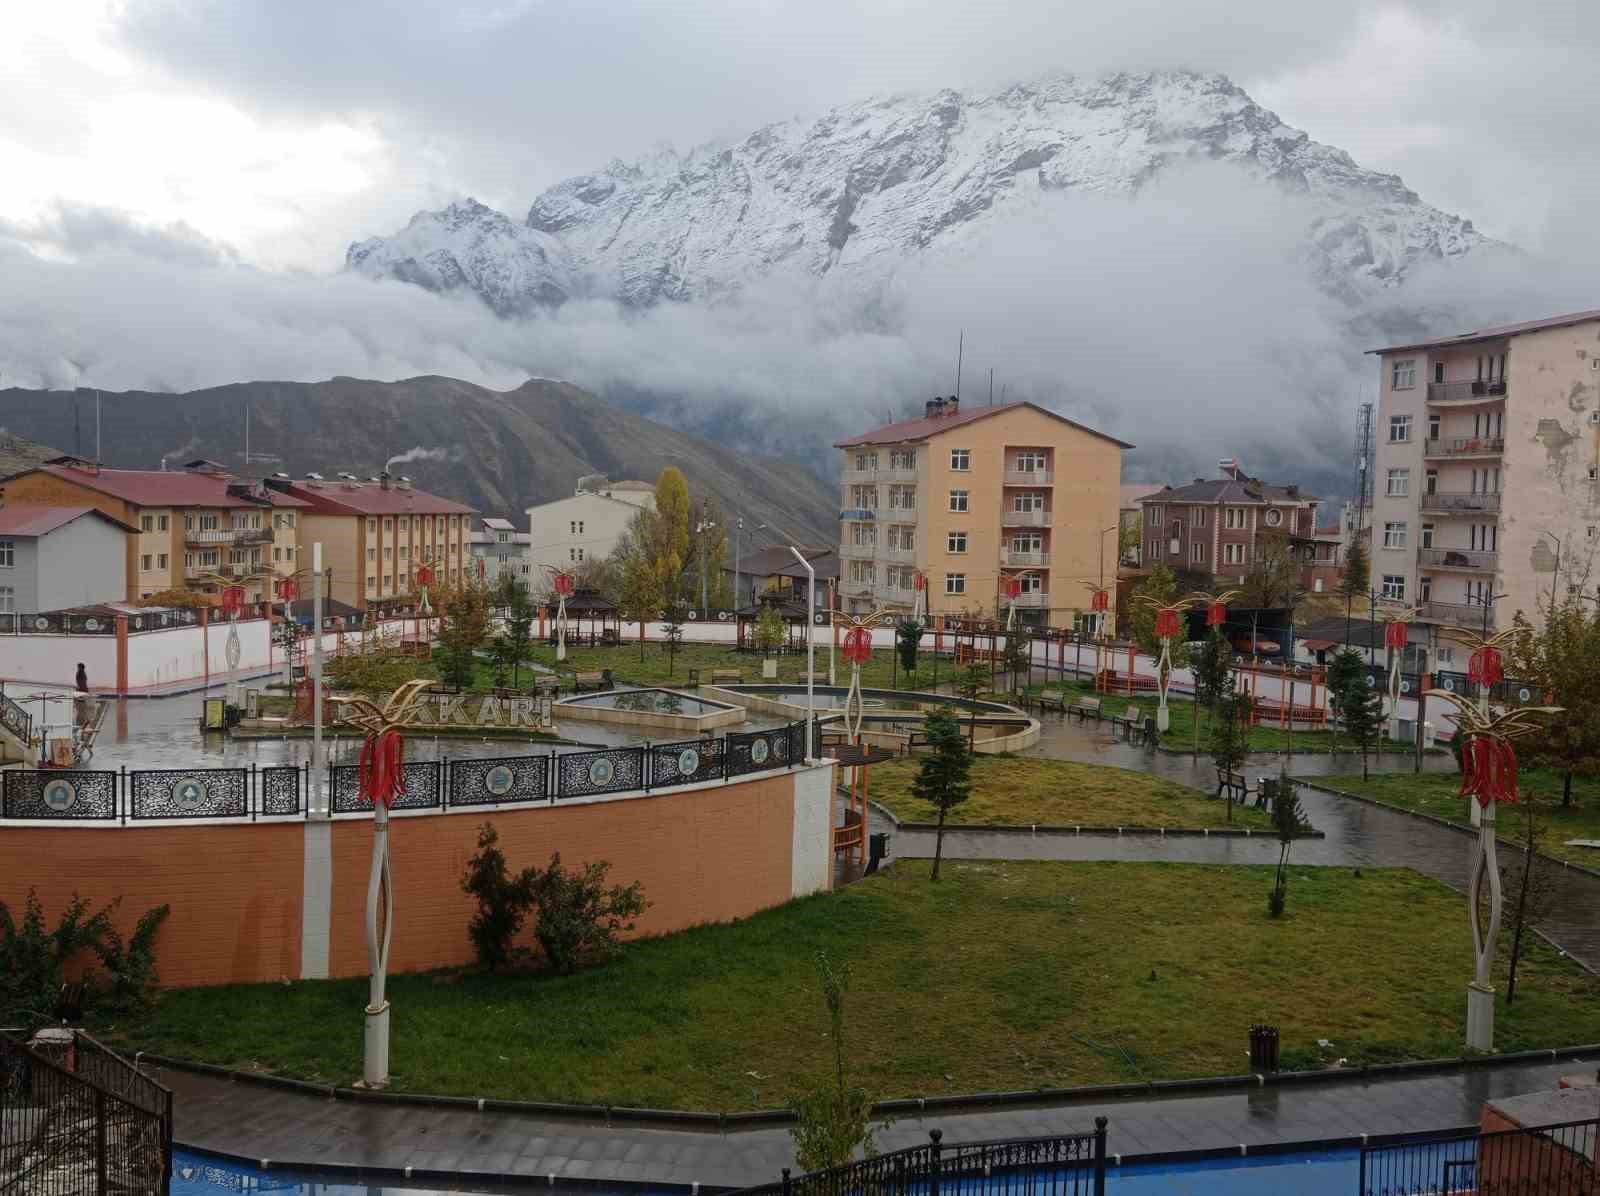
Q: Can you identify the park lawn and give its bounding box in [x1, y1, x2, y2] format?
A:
[101, 862, 1599, 1110]
[1027, 678, 1413, 754]
[1312, 769, 1600, 866]
[513, 641, 954, 694]
[868, 755, 1271, 830]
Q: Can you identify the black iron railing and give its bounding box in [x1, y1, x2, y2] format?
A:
[0, 687, 33, 746]
[738, 1124, 1109, 1196]
[0, 719, 812, 823]
[1359, 1117, 1599, 1195]
[1428, 377, 1508, 403]
[1, 1030, 173, 1196]
[1432, 671, 1542, 705]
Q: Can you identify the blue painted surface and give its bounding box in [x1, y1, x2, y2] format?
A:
[1108, 1149, 1357, 1194]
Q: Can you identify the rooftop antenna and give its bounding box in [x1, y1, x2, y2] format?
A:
[954, 329, 964, 399]
[988, 368, 994, 407]
[95, 390, 101, 472]
[74, 397, 81, 457]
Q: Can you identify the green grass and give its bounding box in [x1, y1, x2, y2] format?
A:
[1309, 769, 1600, 866]
[100, 862, 1600, 1109]
[508, 641, 955, 693]
[1027, 678, 1415, 754]
[868, 755, 1271, 829]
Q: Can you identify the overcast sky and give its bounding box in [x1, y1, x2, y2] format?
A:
[2, 0, 1595, 270]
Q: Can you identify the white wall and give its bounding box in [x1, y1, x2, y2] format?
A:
[527, 491, 653, 579]
[1, 635, 118, 690]
[790, 759, 836, 897]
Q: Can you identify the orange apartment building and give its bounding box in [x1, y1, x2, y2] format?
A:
[834, 397, 1130, 630]
[263, 472, 476, 611]
[0, 457, 307, 603]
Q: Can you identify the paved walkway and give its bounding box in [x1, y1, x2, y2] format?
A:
[160, 1056, 1599, 1188]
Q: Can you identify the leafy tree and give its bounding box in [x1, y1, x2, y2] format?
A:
[914, 706, 972, 879]
[327, 646, 432, 694]
[613, 509, 663, 662]
[1118, 513, 1142, 564]
[1334, 653, 1384, 779]
[955, 663, 989, 745]
[790, 950, 879, 1171]
[654, 466, 692, 601]
[1002, 629, 1031, 694]
[1192, 628, 1233, 719]
[1239, 534, 1304, 610]
[1507, 604, 1600, 807]
[896, 619, 923, 675]
[1339, 539, 1370, 604]
[0, 890, 169, 1028]
[435, 578, 492, 688]
[460, 823, 535, 972]
[1266, 775, 1307, 917]
[687, 495, 732, 609]
[754, 604, 786, 655]
[526, 852, 648, 974]
[1128, 564, 1193, 668]
[1209, 690, 1253, 820]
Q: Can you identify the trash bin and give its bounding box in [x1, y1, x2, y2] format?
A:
[1248, 1024, 1280, 1072]
[867, 832, 891, 874]
[600, 668, 615, 691]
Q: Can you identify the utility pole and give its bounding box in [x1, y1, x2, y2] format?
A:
[696, 516, 715, 612]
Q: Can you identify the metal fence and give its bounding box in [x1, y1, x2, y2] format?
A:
[1359, 1117, 1599, 1195]
[739, 1125, 1109, 1196]
[1, 1030, 173, 1196]
[1433, 669, 1543, 706]
[1, 688, 33, 746]
[0, 719, 811, 823]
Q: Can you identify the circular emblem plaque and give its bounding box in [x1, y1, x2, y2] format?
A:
[677, 748, 701, 777]
[751, 739, 770, 765]
[132, 617, 144, 631]
[1400, 679, 1412, 694]
[1365, 674, 1377, 687]
[1518, 686, 1532, 703]
[173, 778, 206, 811]
[1443, 677, 1458, 692]
[33, 616, 48, 631]
[484, 764, 515, 796]
[41, 779, 78, 813]
[84, 617, 100, 632]
[588, 757, 616, 787]
[773, 735, 789, 760]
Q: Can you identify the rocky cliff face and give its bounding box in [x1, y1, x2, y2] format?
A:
[347, 70, 1491, 313]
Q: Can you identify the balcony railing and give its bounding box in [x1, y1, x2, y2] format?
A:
[1427, 378, 1508, 403]
[839, 542, 877, 561]
[1009, 592, 1050, 609]
[1419, 547, 1498, 571]
[842, 467, 918, 484]
[186, 527, 273, 545]
[1004, 550, 1051, 567]
[1004, 469, 1053, 486]
[880, 544, 916, 562]
[881, 503, 921, 521]
[1420, 491, 1501, 514]
[1424, 436, 1504, 458]
[1419, 600, 1497, 630]
[876, 583, 914, 605]
[1002, 509, 1051, 528]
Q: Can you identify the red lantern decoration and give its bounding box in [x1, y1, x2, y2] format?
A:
[913, 572, 926, 591]
[1458, 734, 1519, 806]
[1468, 645, 1503, 687]
[358, 727, 407, 809]
[1384, 621, 1407, 650]
[1206, 601, 1226, 627]
[220, 585, 244, 617]
[554, 572, 575, 597]
[277, 577, 299, 603]
[1006, 578, 1021, 600]
[1091, 589, 1109, 612]
[842, 626, 872, 664]
[416, 565, 434, 588]
[1154, 609, 1181, 639]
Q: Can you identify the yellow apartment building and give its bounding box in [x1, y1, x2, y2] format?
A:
[835, 398, 1131, 630]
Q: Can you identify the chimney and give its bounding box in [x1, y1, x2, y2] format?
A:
[946, 395, 959, 416]
[380, 471, 391, 491]
[1286, 484, 1300, 498]
[925, 397, 943, 418]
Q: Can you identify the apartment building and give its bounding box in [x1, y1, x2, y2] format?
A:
[468, 517, 532, 587]
[1, 457, 306, 602]
[264, 472, 476, 611]
[526, 477, 655, 580]
[1138, 459, 1330, 592]
[1370, 307, 1600, 646]
[834, 397, 1129, 629]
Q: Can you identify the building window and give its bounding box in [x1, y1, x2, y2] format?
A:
[1382, 574, 1406, 600]
[1225, 507, 1247, 530]
[950, 449, 970, 471]
[1147, 506, 1161, 524]
[141, 554, 152, 571]
[945, 573, 965, 595]
[185, 514, 195, 531]
[1264, 508, 1283, 527]
[570, 521, 576, 534]
[1386, 468, 1410, 497]
[367, 547, 376, 562]
[853, 450, 878, 472]
[888, 485, 917, 509]
[399, 545, 408, 559]
[1190, 507, 1207, 527]
[1389, 414, 1412, 442]
[1013, 451, 1047, 473]
[1191, 541, 1205, 564]
[384, 546, 393, 561]
[158, 515, 169, 531]
[368, 517, 378, 530]
[569, 548, 576, 561]
[1383, 522, 1407, 549]
[157, 553, 168, 569]
[947, 531, 967, 553]
[949, 490, 969, 513]
[1013, 491, 1045, 513]
[1391, 358, 1416, 389]
[383, 575, 392, 589]
[1223, 543, 1245, 565]
[850, 485, 879, 509]
[0, 541, 11, 568]
[1421, 523, 1435, 549]
[0, 586, 12, 613]
[890, 449, 916, 470]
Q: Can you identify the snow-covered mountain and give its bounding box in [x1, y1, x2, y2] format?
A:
[347, 70, 1492, 313]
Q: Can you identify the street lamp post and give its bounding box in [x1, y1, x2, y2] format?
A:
[789, 547, 816, 760]
[696, 518, 716, 612]
[1097, 524, 1118, 640]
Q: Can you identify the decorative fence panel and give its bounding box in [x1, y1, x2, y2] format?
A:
[259, 766, 303, 816]
[725, 725, 796, 778]
[331, 761, 442, 812]
[449, 756, 551, 807]
[0, 688, 32, 745]
[2, 769, 118, 820]
[129, 769, 249, 820]
[648, 737, 726, 787]
[1360, 1117, 1599, 1195]
[557, 747, 646, 799]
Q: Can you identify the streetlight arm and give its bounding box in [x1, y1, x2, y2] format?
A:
[789, 546, 817, 761]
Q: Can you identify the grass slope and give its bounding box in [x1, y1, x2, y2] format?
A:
[103, 862, 1599, 1109]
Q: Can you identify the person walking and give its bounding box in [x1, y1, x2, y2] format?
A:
[74, 662, 89, 727]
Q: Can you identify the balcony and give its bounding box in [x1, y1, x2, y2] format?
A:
[839, 542, 878, 561]
[842, 467, 918, 485]
[880, 543, 916, 562]
[1419, 491, 1501, 515]
[1009, 592, 1050, 609]
[1419, 547, 1498, 572]
[186, 527, 273, 546]
[881, 503, 921, 522]
[1003, 469, 1053, 486]
[1418, 600, 1497, 630]
[1001, 509, 1052, 528]
[1424, 436, 1504, 459]
[876, 583, 914, 605]
[1427, 378, 1508, 404]
[1004, 549, 1051, 567]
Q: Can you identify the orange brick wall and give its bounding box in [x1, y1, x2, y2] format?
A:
[327, 775, 797, 977]
[0, 822, 304, 987]
[3, 471, 140, 599]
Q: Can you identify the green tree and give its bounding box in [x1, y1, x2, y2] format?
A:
[653, 466, 692, 601]
[790, 950, 878, 1171]
[1325, 645, 1366, 753]
[912, 706, 972, 881]
[1002, 629, 1031, 694]
[1209, 690, 1253, 820]
[490, 579, 535, 688]
[435, 578, 492, 688]
[1119, 513, 1142, 564]
[1339, 538, 1370, 603]
[754, 604, 786, 656]
[1191, 627, 1234, 756]
[1507, 604, 1600, 807]
[461, 823, 535, 972]
[613, 508, 663, 663]
[896, 619, 923, 677]
[661, 599, 687, 675]
[955, 662, 989, 745]
[1239, 534, 1304, 611]
[526, 853, 648, 975]
[1267, 775, 1307, 917]
[1333, 653, 1384, 779]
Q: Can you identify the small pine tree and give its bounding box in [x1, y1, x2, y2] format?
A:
[1337, 664, 1385, 779]
[1267, 775, 1307, 918]
[1210, 689, 1253, 821]
[912, 706, 972, 880]
[661, 601, 687, 675]
[461, 823, 535, 971]
[755, 604, 786, 656]
[896, 619, 923, 677]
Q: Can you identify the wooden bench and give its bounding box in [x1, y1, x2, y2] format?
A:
[1108, 704, 1145, 737]
[1033, 691, 1068, 718]
[1067, 696, 1103, 723]
[532, 675, 561, 696]
[571, 670, 612, 693]
[1216, 770, 1251, 804]
[797, 671, 829, 684]
[709, 669, 743, 686]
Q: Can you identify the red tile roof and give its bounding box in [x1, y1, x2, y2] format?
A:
[0, 504, 135, 536]
[23, 463, 309, 509]
[278, 480, 475, 516]
[835, 401, 1133, 449]
[1370, 308, 1600, 355]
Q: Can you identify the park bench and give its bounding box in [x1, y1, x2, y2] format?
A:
[1033, 691, 1068, 718]
[1216, 769, 1251, 804]
[709, 669, 743, 686]
[532, 675, 561, 696]
[797, 671, 829, 684]
[1067, 696, 1103, 723]
[1108, 704, 1145, 739]
[571, 670, 613, 693]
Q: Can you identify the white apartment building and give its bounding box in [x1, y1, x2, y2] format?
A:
[526, 478, 655, 584]
[468, 517, 532, 587]
[1370, 307, 1600, 658]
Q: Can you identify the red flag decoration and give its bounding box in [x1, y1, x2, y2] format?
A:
[416, 565, 434, 588]
[1155, 609, 1181, 639]
[277, 577, 299, 603]
[1468, 645, 1503, 687]
[1206, 601, 1226, 627]
[1458, 734, 1519, 806]
[913, 571, 926, 591]
[220, 585, 245, 617]
[554, 572, 575, 597]
[1384, 621, 1407, 650]
[358, 727, 407, 808]
[1091, 589, 1109, 612]
[842, 626, 873, 664]
[1006, 578, 1021, 600]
